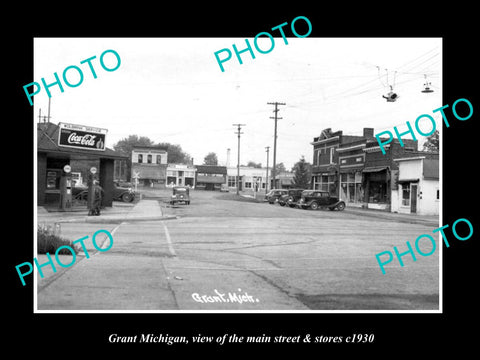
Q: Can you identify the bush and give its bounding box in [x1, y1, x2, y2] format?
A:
[37, 224, 78, 255]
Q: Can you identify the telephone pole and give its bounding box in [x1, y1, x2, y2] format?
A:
[265, 146, 270, 193]
[233, 124, 246, 195]
[267, 102, 285, 189]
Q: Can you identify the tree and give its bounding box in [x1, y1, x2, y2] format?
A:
[247, 161, 262, 168]
[157, 143, 191, 164]
[291, 156, 312, 189]
[275, 162, 286, 174]
[422, 129, 439, 152]
[203, 152, 218, 166]
[113, 135, 154, 156]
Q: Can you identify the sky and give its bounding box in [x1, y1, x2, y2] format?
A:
[33, 37, 442, 169]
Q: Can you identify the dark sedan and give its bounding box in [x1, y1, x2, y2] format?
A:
[278, 188, 305, 208]
[297, 190, 345, 210]
[72, 183, 135, 203]
[264, 189, 288, 204]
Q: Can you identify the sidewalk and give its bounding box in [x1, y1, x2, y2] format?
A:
[37, 199, 176, 224]
[344, 206, 439, 226]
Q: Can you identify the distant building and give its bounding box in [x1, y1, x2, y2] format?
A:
[131, 146, 168, 187]
[195, 165, 227, 190]
[167, 164, 196, 188]
[227, 166, 271, 193]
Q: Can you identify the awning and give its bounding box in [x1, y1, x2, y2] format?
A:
[363, 166, 388, 173]
[397, 178, 419, 183]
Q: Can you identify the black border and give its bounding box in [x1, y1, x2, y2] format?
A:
[8, 4, 478, 354]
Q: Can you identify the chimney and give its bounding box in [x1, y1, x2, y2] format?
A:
[363, 128, 374, 138]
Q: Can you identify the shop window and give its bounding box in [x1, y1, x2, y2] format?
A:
[147, 154, 152, 164]
[402, 185, 410, 206]
[245, 182, 252, 189]
[138, 154, 143, 163]
[228, 176, 236, 187]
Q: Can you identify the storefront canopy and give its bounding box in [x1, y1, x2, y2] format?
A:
[38, 122, 127, 160]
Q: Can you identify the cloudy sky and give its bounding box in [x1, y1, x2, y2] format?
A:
[33, 37, 442, 169]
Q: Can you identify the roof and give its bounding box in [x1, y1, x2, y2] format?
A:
[195, 165, 227, 174]
[37, 122, 127, 160]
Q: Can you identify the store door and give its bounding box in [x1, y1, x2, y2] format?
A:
[410, 184, 417, 213]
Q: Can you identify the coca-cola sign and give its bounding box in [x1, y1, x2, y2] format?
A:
[58, 122, 107, 151]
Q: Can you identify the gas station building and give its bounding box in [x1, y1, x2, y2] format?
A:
[37, 121, 127, 208]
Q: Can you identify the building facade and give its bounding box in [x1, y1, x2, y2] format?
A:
[131, 146, 168, 187]
[166, 164, 196, 187]
[311, 127, 420, 211]
[227, 166, 271, 193]
[195, 165, 227, 190]
[391, 153, 439, 215]
[37, 121, 126, 207]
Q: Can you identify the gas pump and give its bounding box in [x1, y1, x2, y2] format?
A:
[87, 167, 102, 216]
[59, 165, 72, 211]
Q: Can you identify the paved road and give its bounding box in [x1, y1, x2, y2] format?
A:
[37, 189, 440, 311]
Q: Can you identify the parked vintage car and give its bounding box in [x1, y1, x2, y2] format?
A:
[170, 186, 190, 205]
[278, 188, 305, 208]
[264, 189, 288, 204]
[72, 183, 135, 203]
[297, 190, 346, 211]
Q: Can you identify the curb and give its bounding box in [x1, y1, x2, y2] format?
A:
[54, 215, 178, 224]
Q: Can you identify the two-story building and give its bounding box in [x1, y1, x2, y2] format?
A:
[131, 146, 168, 187]
[362, 137, 418, 210]
[310, 127, 419, 211]
[311, 128, 372, 195]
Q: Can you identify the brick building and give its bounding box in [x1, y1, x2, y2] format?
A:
[311, 127, 419, 211]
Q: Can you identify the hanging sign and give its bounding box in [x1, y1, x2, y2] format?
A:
[58, 122, 107, 151]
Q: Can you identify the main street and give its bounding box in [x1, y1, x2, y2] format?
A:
[37, 189, 440, 311]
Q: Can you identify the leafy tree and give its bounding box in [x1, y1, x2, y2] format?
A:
[291, 156, 311, 189]
[275, 162, 286, 174]
[422, 129, 439, 152]
[204, 152, 218, 166]
[247, 161, 262, 168]
[157, 142, 191, 164]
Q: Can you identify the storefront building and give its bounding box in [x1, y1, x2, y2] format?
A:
[131, 146, 168, 187]
[166, 164, 196, 187]
[310, 127, 420, 211]
[227, 166, 271, 193]
[37, 121, 127, 207]
[195, 165, 227, 190]
[362, 138, 418, 210]
[391, 153, 439, 215]
[311, 128, 373, 196]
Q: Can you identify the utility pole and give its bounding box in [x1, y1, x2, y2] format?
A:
[265, 146, 270, 193]
[233, 124, 246, 195]
[267, 102, 285, 189]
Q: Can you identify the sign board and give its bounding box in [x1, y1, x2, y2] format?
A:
[58, 122, 107, 151]
[63, 165, 71, 173]
[90, 167, 97, 174]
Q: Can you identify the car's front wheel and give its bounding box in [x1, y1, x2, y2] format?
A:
[121, 193, 133, 202]
[336, 202, 345, 211]
[310, 201, 319, 210]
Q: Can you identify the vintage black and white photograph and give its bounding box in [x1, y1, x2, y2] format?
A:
[32, 36, 443, 312]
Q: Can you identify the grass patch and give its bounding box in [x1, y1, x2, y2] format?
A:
[37, 224, 78, 255]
